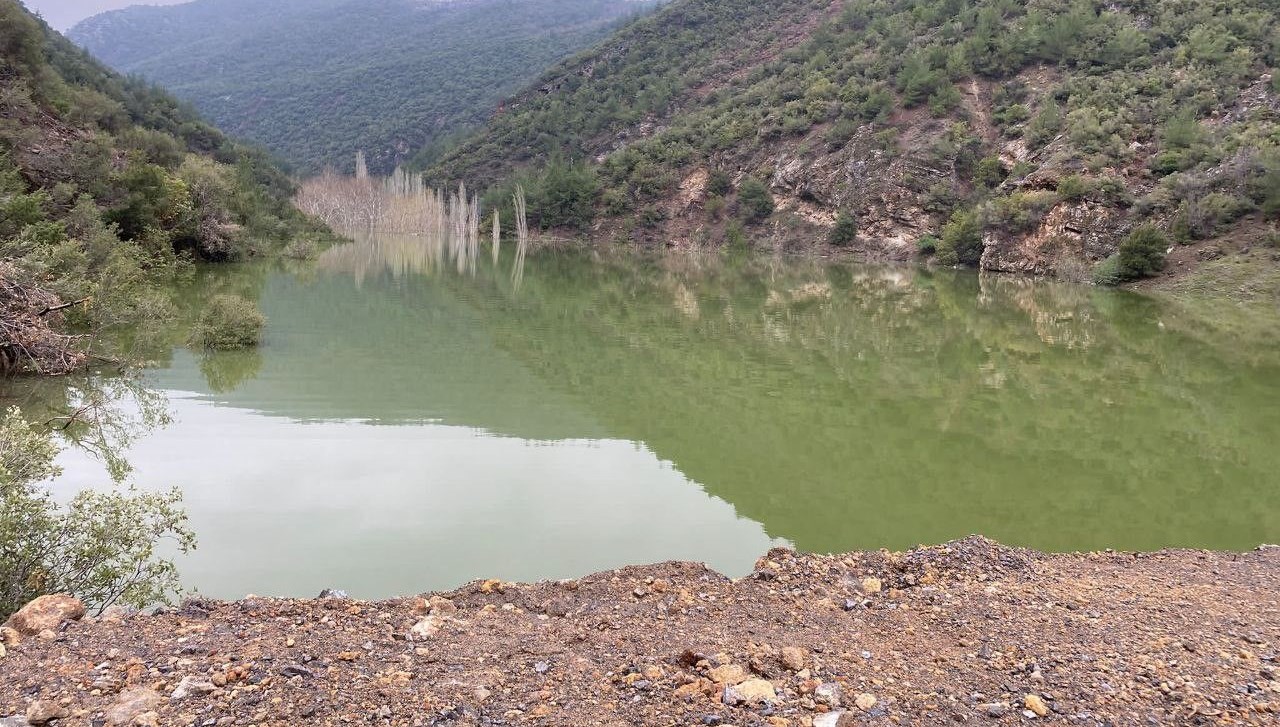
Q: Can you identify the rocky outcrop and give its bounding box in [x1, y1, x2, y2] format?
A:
[981, 201, 1132, 276]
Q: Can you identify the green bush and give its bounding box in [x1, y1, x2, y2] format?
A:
[192, 294, 266, 349]
[0, 407, 194, 619]
[917, 235, 939, 255]
[1056, 175, 1094, 201]
[935, 211, 983, 266]
[829, 211, 858, 246]
[1115, 225, 1168, 280]
[737, 177, 775, 224]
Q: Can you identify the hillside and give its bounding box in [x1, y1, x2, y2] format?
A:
[0, 0, 324, 375]
[429, 0, 1280, 283]
[68, 0, 663, 175]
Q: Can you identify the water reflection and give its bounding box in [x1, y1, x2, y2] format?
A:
[18, 238, 1280, 598]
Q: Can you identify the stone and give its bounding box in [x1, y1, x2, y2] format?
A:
[24, 701, 66, 725]
[0, 643, 5, 659]
[780, 646, 807, 671]
[427, 596, 456, 615]
[982, 702, 1009, 717]
[409, 614, 447, 640]
[132, 712, 159, 727]
[171, 675, 216, 700]
[0, 626, 19, 645]
[104, 688, 164, 726]
[317, 589, 348, 599]
[0, 717, 32, 727]
[814, 682, 843, 707]
[708, 664, 748, 684]
[854, 693, 877, 711]
[859, 577, 883, 595]
[1024, 694, 1049, 717]
[4, 595, 85, 636]
[813, 713, 849, 727]
[723, 678, 776, 705]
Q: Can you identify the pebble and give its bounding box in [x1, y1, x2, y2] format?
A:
[4, 595, 85, 636]
[982, 702, 1009, 717]
[860, 577, 883, 595]
[709, 664, 748, 684]
[171, 675, 216, 700]
[104, 688, 163, 726]
[0, 717, 31, 727]
[781, 646, 807, 671]
[1024, 694, 1049, 717]
[815, 683, 842, 707]
[813, 713, 847, 727]
[854, 693, 877, 711]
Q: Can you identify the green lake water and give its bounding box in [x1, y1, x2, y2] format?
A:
[11, 235, 1280, 599]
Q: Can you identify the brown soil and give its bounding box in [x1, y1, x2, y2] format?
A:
[3, 537, 1279, 726]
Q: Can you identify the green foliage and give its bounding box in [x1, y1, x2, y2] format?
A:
[936, 211, 984, 266]
[0, 407, 194, 619]
[71, 0, 662, 173]
[421, 0, 1276, 257]
[191, 294, 266, 350]
[829, 211, 858, 246]
[1116, 225, 1168, 280]
[1056, 175, 1094, 201]
[737, 178, 775, 224]
[916, 235, 939, 255]
[530, 159, 600, 230]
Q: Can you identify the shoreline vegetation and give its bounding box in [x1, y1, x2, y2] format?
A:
[2, 537, 1279, 725]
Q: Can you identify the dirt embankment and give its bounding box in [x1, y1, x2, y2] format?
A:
[3, 537, 1279, 726]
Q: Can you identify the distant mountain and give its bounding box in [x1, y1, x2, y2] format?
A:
[428, 0, 1280, 282]
[69, 0, 662, 174]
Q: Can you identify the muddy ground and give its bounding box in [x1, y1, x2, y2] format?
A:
[2, 537, 1279, 726]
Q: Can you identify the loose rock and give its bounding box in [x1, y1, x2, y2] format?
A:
[1024, 694, 1049, 717]
[103, 688, 163, 726]
[723, 678, 776, 705]
[780, 646, 807, 671]
[24, 701, 65, 726]
[4, 595, 85, 636]
[170, 676, 215, 700]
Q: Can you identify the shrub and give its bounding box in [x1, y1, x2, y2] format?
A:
[917, 235, 939, 255]
[1115, 225, 1168, 280]
[281, 238, 318, 260]
[706, 169, 732, 197]
[0, 407, 194, 619]
[974, 157, 1007, 189]
[737, 177, 774, 223]
[192, 294, 266, 349]
[829, 211, 858, 246]
[1091, 254, 1124, 286]
[935, 211, 984, 266]
[1056, 175, 1094, 201]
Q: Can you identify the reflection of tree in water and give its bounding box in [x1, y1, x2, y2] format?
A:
[199, 350, 264, 394]
[1, 372, 170, 482]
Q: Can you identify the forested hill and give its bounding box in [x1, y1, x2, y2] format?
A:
[0, 0, 323, 374]
[430, 0, 1280, 283]
[68, 0, 664, 175]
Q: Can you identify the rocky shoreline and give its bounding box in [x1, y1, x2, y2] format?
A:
[2, 537, 1279, 726]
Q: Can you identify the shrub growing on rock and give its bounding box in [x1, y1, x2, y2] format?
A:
[829, 211, 858, 246]
[935, 211, 983, 266]
[191, 294, 266, 349]
[737, 177, 774, 224]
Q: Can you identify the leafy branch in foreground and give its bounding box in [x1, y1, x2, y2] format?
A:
[0, 405, 193, 620]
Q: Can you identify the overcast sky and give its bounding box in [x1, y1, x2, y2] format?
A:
[23, 0, 191, 31]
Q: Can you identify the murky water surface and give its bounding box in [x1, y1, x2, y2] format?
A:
[11, 235, 1280, 598]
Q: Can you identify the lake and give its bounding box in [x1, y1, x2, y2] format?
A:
[9, 234, 1280, 599]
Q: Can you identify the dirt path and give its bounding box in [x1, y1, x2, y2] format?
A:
[3, 537, 1279, 726]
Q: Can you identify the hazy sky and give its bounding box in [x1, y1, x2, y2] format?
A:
[23, 0, 191, 31]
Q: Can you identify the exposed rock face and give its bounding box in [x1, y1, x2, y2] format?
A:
[3, 595, 85, 637]
[981, 201, 1131, 276]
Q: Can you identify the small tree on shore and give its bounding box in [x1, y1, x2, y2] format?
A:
[0, 407, 194, 619]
